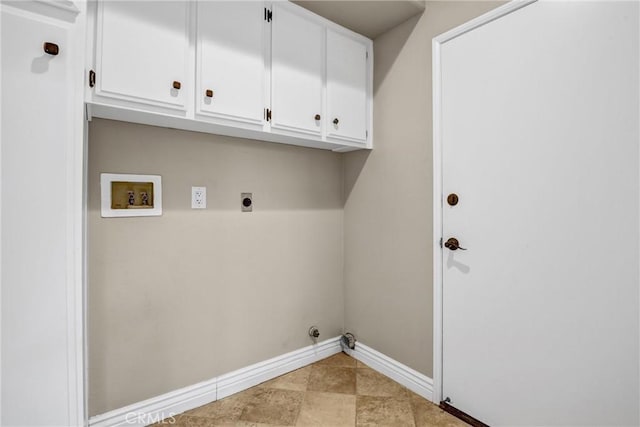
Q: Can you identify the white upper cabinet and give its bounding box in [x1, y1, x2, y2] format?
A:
[94, 0, 190, 112]
[196, 1, 266, 127]
[270, 3, 324, 138]
[326, 29, 369, 144]
[87, 1, 373, 151]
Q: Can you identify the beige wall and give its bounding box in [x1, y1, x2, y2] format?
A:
[89, 1, 503, 415]
[343, 1, 503, 377]
[88, 119, 345, 415]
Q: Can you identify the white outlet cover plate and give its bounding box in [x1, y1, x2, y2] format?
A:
[192, 186, 206, 209]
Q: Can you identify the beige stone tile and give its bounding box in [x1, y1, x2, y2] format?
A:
[356, 395, 415, 427]
[356, 367, 410, 398]
[239, 388, 304, 425]
[296, 391, 356, 426]
[410, 394, 469, 427]
[170, 415, 228, 426]
[184, 388, 257, 422]
[356, 360, 370, 369]
[260, 366, 312, 392]
[314, 352, 357, 368]
[235, 422, 291, 427]
[307, 365, 357, 395]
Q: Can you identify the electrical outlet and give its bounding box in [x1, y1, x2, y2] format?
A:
[192, 187, 206, 209]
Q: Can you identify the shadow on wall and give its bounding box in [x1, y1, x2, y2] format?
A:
[373, 13, 421, 97]
[343, 12, 422, 201]
[88, 119, 345, 213]
[343, 149, 370, 202]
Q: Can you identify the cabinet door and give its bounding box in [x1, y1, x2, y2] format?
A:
[326, 29, 368, 143]
[271, 3, 324, 137]
[96, 0, 190, 111]
[197, 1, 265, 125]
[1, 6, 77, 423]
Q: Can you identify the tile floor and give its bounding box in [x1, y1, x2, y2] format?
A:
[166, 352, 468, 426]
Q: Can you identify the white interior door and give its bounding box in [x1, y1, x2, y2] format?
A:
[439, 2, 639, 426]
[197, 1, 265, 125]
[271, 3, 323, 137]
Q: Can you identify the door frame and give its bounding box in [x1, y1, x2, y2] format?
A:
[431, 0, 536, 405]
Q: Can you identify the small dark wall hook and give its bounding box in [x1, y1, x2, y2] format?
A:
[44, 42, 59, 56]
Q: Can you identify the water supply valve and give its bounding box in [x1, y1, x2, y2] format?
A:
[309, 326, 320, 339]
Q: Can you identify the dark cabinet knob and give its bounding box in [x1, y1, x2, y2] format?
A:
[43, 42, 59, 56]
[205, 89, 213, 98]
[333, 118, 339, 125]
[173, 81, 181, 90]
[314, 114, 321, 120]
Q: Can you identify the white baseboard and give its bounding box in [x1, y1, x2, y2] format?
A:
[217, 336, 342, 399]
[89, 336, 342, 427]
[343, 341, 434, 402]
[88, 378, 218, 427]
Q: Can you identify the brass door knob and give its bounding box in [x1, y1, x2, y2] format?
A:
[444, 238, 466, 251]
[315, 114, 321, 120]
[205, 89, 213, 98]
[173, 81, 181, 90]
